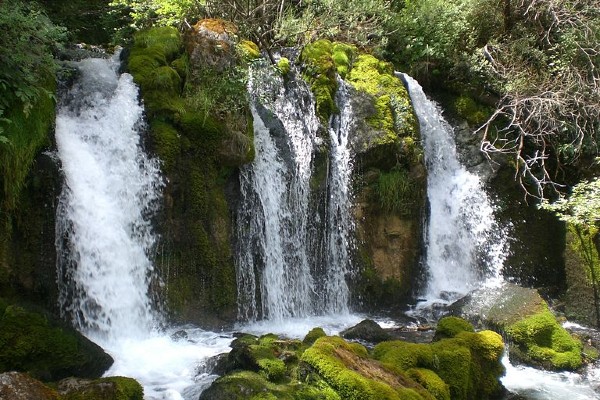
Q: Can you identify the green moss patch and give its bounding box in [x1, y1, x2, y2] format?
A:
[0, 304, 113, 380]
[434, 317, 474, 340]
[373, 327, 505, 400]
[506, 308, 583, 370]
[347, 55, 417, 144]
[61, 376, 143, 400]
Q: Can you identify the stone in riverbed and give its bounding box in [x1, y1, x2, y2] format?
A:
[340, 319, 392, 343]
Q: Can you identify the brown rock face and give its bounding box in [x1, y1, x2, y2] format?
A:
[185, 19, 239, 73]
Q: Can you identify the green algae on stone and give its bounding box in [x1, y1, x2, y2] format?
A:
[60, 376, 143, 400]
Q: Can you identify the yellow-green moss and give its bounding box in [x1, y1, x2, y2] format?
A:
[61, 376, 143, 400]
[332, 43, 357, 78]
[405, 369, 450, 400]
[303, 327, 327, 345]
[347, 54, 417, 144]
[238, 40, 261, 60]
[373, 327, 505, 400]
[133, 26, 182, 61]
[150, 120, 180, 173]
[506, 307, 583, 370]
[434, 317, 475, 340]
[277, 57, 291, 76]
[454, 95, 490, 126]
[300, 39, 337, 123]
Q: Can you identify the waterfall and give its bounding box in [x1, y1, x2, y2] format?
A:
[55, 53, 163, 341]
[323, 78, 354, 314]
[401, 74, 507, 306]
[236, 63, 354, 320]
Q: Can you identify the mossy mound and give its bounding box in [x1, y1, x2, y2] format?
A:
[347, 54, 417, 145]
[452, 283, 583, 370]
[0, 304, 113, 381]
[433, 316, 474, 341]
[506, 308, 583, 370]
[59, 376, 143, 400]
[373, 322, 505, 400]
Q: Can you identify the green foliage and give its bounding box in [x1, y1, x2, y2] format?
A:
[543, 177, 600, 228]
[375, 169, 422, 216]
[0, 1, 65, 214]
[109, 0, 205, 33]
[506, 308, 583, 370]
[453, 96, 490, 126]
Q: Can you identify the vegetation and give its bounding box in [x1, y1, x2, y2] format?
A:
[0, 0, 65, 214]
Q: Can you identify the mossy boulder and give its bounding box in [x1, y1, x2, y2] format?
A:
[304, 328, 327, 345]
[373, 325, 505, 400]
[0, 372, 59, 400]
[0, 304, 113, 381]
[451, 282, 583, 370]
[433, 317, 475, 341]
[58, 376, 143, 400]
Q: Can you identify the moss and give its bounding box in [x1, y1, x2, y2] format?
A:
[346, 55, 417, 144]
[331, 43, 356, 78]
[454, 96, 490, 126]
[300, 39, 337, 123]
[133, 26, 182, 62]
[238, 40, 261, 60]
[277, 57, 291, 76]
[506, 307, 583, 370]
[0, 305, 112, 380]
[304, 328, 327, 345]
[434, 317, 475, 340]
[405, 369, 450, 400]
[373, 327, 505, 400]
[150, 120, 180, 174]
[258, 358, 287, 382]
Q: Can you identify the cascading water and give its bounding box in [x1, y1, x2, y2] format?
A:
[401, 73, 507, 307]
[323, 78, 354, 314]
[236, 62, 354, 321]
[55, 53, 162, 340]
[55, 53, 233, 400]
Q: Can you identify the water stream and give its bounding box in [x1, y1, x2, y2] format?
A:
[401, 73, 507, 308]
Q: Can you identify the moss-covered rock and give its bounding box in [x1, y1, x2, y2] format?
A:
[58, 376, 143, 400]
[433, 317, 474, 341]
[373, 327, 505, 400]
[304, 328, 327, 345]
[340, 319, 392, 343]
[451, 282, 583, 371]
[0, 304, 113, 381]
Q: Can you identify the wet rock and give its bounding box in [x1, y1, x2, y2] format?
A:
[0, 372, 58, 400]
[58, 376, 143, 400]
[340, 319, 391, 343]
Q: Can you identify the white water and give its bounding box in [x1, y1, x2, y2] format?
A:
[401, 74, 507, 307]
[323, 78, 354, 314]
[54, 54, 235, 399]
[237, 62, 353, 320]
[502, 353, 600, 399]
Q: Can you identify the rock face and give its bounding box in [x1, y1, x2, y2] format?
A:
[450, 282, 583, 370]
[58, 376, 143, 400]
[0, 372, 59, 400]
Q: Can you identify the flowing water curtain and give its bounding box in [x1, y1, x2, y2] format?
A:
[402, 73, 507, 305]
[55, 55, 164, 341]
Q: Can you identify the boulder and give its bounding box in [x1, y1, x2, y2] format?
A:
[58, 376, 143, 400]
[0, 304, 113, 380]
[450, 282, 583, 370]
[340, 319, 392, 343]
[0, 372, 59, 400]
